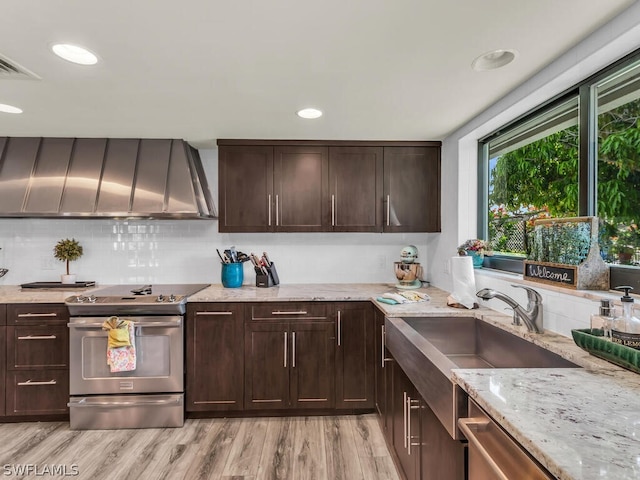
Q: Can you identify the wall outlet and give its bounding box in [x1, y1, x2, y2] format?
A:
[444, 258, 451, 274]
[377, 255, 387, 270]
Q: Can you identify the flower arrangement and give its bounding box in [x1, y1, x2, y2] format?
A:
[457, 239, 490, 256]
[53, 238, 84, 275]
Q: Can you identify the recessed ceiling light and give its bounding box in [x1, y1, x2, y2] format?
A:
[0, 103, 23, 114]
[471, 49, 518, 71]
[51, 43, 98, 65]
[297, 108, 323, 119]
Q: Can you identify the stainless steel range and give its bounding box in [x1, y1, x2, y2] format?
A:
[65, 284, 208, 430]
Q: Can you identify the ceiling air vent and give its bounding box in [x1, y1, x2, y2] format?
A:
[0, 54, 40, 80]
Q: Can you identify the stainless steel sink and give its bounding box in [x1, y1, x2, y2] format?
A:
[384, 316, 580, 440]
[403, 316, 577, 369]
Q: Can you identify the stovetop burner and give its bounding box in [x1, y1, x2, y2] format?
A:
[65, 284, 210, 316]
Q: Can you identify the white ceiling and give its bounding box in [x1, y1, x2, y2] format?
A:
[0, 0, 635, 147]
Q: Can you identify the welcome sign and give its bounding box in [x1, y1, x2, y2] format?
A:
[523, 261, 577, 288]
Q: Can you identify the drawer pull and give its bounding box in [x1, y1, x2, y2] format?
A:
[17, 312, 58, 318]
[17, 379, 57, 386]
[17, 335, 57, 340]
[271, 311, 308, 315]
[195, 311, 233, 316]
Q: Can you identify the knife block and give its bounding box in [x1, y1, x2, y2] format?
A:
[256, 262, 280, 288]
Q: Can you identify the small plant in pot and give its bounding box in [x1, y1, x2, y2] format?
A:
[53, 238, 83, 284]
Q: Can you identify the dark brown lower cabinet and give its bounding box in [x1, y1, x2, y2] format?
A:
[383, 356, 466, 480]
[245, 320, 335, 410]
[4, 305, 69, 417]
[186, 303, 244, 411]
[335, 302, 375, 409]
[6, 370, 69, 416]
[375, 309, 393, 434]
[392, 362, 420, 480]
[289, 321, 335, 409]
[0, 308, 5, 416]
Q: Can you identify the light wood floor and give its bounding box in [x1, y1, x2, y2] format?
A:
[0, 414, 400, 480]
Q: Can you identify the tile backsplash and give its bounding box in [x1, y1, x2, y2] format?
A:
[0, 218, 430, 286]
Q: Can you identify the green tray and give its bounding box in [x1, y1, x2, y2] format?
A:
[571, 328, 640, 374]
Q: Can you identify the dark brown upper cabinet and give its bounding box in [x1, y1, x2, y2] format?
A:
[217, 140, 440, 233]
[383, 146, 441, 233]
[329, 146, 383, 232]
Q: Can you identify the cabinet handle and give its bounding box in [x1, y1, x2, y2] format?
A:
[268, 194, 272, 226]
[381, 325, 385, 368]
[386, 195, 390, 226]
[403, 391, 408, 449]
[407, 397, 420, 455]
[275, 194, 279, 226]
[292, 331, 296, 368]
[331, 194, 336, 226]
[195, 311, 233, 316]
[18, 312, 58, 318]
[381, 325, 393, 368]
[337, 310, 341, 346]
[17, 335, 57, 340]
[271, 311, 308, 315]
[284, 332, 288, 368]
[17, 379, 57, 386]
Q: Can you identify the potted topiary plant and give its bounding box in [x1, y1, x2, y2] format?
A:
[53, 238, 84, 284]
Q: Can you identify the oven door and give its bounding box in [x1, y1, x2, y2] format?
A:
[68, 316, 183, 395]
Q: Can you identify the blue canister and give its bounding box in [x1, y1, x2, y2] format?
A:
[221, 262, 243, 288]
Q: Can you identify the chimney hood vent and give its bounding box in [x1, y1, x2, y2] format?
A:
[0, 137, 217, 219]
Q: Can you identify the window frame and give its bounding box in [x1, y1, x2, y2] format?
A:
[478, 48, 640, 291]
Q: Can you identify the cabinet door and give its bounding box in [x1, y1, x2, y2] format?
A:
[273, 145, 329, 232]
[0, 324, 5, 416]
[290, 321, 335, 409]
[219, 145, 274, 232]
[383, 146, 441, 232]
[335, 302, 375, 409]
[392, 363, 420, 480]
[244, 322, 289, 409]
[375, 309, 393, 434]
[186, 303, 244, 412]
[7, 303, 69, 325]
[6, 369, 69, 416]
[420, 396, 465, 480]
[7, 325, 68, 369]
[329, 146, 383, 232]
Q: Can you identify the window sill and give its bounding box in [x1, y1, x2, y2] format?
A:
[474, 267, 629, 304]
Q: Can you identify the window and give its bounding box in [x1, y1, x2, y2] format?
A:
[595, 59, 640, 266]
[479, 50, 640, 287]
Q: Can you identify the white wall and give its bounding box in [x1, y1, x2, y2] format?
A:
[429, 3, 640, 337]
[0, 148, 432, 287]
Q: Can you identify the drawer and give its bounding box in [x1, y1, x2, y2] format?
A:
[0, 304, 6, 325]
[250, 302, 327, 320]
[6, 369, 69, 416]
[7, 325, 69, 369]
[7, 303, 69, 325]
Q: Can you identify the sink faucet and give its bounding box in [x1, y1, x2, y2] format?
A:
[476, 285, 543, 333]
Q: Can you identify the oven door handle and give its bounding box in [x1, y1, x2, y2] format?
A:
[68, 320, 182, 328]
[68, 397, 182, 408]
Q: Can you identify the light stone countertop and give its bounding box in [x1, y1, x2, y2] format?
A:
[452, 368, 640, 480]
[1, 282, 639, 478]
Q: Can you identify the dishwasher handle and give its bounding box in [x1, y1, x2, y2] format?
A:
[458, 415, 553, 480]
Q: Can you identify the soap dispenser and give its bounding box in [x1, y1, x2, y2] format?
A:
[591, 299, 614, 338]
[611, 286, 640, 349]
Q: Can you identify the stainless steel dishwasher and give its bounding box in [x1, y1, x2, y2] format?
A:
[458, 399, 554, 480]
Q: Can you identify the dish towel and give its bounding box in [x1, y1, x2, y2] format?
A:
[101, 316, 137, 373]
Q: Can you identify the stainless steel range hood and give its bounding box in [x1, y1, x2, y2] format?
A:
[0, 137, 217, 219]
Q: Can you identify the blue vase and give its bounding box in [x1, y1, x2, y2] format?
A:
[221, 263, 243, 288]
[466, 250, 484, 269]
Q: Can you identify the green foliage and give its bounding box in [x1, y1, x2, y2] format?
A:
[53, 238, 83, 275]
[489, 98, 640, 263]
